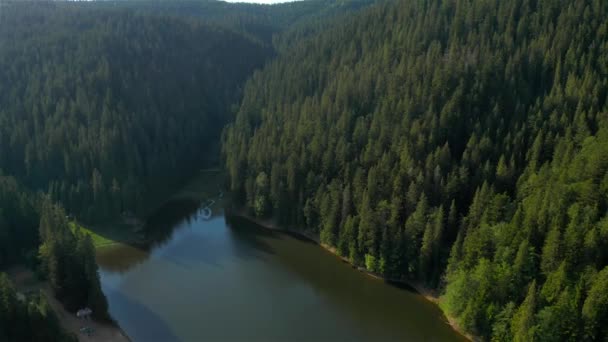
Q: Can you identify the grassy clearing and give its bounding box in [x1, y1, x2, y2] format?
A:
[70, 222, 140, 249]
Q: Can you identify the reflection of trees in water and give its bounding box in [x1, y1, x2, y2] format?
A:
[140, 200, 202, 250]
[97, 200, 201, 273]
[99, 198, 221, 273]
[224, 214, 448, 341]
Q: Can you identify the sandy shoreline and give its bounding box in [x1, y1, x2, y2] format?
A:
[232, 209, 475, 342]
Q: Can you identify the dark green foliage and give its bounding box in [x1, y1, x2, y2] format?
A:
[110, 0, 377, 48]
[0, 177, 87, 340]
[0, 0, 372, 223]
[0, 175, 40, 269]
[1, 0, 607, 340]
[38, 201, 109, 320]
[223, 0, 608, 339]
[583, 267, 608, 340]
[0, 273, 76, 342]
[0, 2, 273, 222]
[0, 1, 379, 337]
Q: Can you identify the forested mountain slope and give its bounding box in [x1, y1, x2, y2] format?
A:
[0, 1, 377, 339]
[0, 2, 273, 221]
[108, 0, 377, 47]
[223, 0, 608, 340]
[0, 0, 375, 223]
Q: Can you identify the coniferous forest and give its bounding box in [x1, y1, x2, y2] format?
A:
[0, 3, 274, 221]
[224, 0, 608, 340]
[0, 1, 373, 340]
[1, 0, 608, 341]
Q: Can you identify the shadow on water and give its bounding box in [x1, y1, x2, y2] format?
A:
[140, 199, 202, 250]
[224, 214, 315, 243]
[97, 199, 204, 273]
[99, 202, 281, 272]
[224, 214, 280, 257]
[121, 207, 284, 269]
[98, 201, 466, 341]
[103, 286, 180, 342]
[385, 279, 419, 293]
[222, 214, 461, 341]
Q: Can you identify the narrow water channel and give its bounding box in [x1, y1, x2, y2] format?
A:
[96, 200, 465, 341]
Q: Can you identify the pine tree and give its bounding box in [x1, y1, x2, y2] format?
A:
[511, 281, 537, 342]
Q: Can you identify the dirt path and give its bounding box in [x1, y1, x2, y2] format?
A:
[41, 285, 130, 342]
[7, 266, 130, 342]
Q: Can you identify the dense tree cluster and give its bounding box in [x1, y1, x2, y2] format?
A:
[0, 273, 75, 342]
[0, 1, 375, 338]
[3, 0, 606, 340]
[38, 202, 109, 320]
[0, 175, 105, 339]
[0, 175, 40, 269]
[0, 1, 372, 223]
[223, 0, 608, 339]
[0, 2, 272, 221]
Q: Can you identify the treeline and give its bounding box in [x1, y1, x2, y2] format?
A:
[107, 0, 377, 47]
[0, 2, 272, 222]
[223, 0, 608, 340]
[0, 175, 108, 340]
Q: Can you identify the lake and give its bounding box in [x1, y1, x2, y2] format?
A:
[97, 200, 465, 341]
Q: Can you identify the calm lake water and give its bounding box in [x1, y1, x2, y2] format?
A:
[97, 200, 465, 342]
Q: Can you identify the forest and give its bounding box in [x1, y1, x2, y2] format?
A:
[0, 174, 104, 341]
[0, 272, 75, 341]
[0, 0, 607, 340]
[0, 2, 275, 222]
[0, 1, 371, 340]
[223, 0, 608, 340]
[0, 0, 372, 223]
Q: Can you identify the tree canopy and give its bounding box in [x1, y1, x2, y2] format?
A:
[223, 0, 608, 339]
[2, 0, 607, 340]
[0, 1, 273, 221]
[0, 1, 376, 339]
[0, 174, 103, 340]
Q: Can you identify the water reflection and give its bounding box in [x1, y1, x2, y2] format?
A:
[142, 199, 202, 249]
[97, 199, 206, 273]
[97, 200, 466, 342]
[101, 286, 180, 341]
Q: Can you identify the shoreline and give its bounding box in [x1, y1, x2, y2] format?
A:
[6, 266, 131, 342]
[232, 209, 474, 342]
[41, 285, 132, 342]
